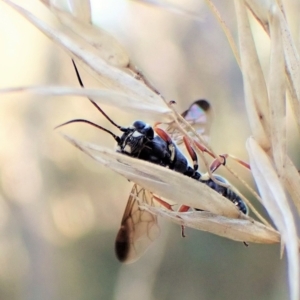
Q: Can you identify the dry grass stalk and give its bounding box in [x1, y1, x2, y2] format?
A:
[234, 1, 299, 299]
[1, 0, 299, 298]
[0, 0, 285, 246]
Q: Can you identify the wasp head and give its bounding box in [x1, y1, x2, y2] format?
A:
[117, 121, 154, 155]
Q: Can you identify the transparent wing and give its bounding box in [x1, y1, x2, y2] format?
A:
[165, 99, 213, 144]
[115, 184, 161, 264]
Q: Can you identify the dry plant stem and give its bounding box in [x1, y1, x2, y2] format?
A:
[235, 0, 272, 151]
[268, 5, 286, 173]
[127, 62, 162, 96]
[204, 0, 241, 68]
[235, 2, 299, 298]
[245, 0, 300, 136]
[245, 1, 269, 34]
[246, 1, 300, 214]
[0, 85, 171, 119]
[275, 0, 285, 16]
[248, 138, 299, 300]
[1, 0, 166, 112]
[282, 157, 300, 214]
[286, 70, 300, 135]
[278, 13, 300, 135]
[130, 0, 204, 21]
[142, 205, 280, 243]
[275, 4, 300, 138]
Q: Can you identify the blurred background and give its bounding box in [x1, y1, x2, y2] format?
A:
[0, 0, 299, 299]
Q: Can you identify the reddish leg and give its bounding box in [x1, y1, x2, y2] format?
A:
[178, 205, 191, 237]
[194, 140, 216, 159]
[227, 155, 251, 170]
[192, 139, 250, 172]
[183, 136, 198, 171]
[153, 195, 190, 238]
[209, 154, 227, 173]
[153, 195, 174, 210]
[209, 154, 251, 173]
[154, 127, 173, 144]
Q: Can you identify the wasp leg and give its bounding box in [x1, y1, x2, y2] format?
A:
[152, 195, 174, 210]
[178, 204, 191, 238]
[194, 140, 216, 159]
[153, 196, 190, 238]
[183, 136, 198, 171]
[209, 153, 251, 173]
[192, 138, 250, 171]
[154, 127, 173, 144]
[128, 62, 161, 96]
[209, 154, 227, 173]
[227, 155, 251, 170]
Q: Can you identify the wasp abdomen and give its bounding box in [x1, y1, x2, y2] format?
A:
[198, 175, 248, 215]
[224, 188, 248, 214]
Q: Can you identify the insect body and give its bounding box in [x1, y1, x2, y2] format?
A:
[57, 60, 248, 263]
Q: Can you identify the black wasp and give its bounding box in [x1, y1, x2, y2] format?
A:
[56, 60, 248, 263]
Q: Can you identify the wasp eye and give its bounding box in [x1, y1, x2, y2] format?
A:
[132, 121, 154, 139]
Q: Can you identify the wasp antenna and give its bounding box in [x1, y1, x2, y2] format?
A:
[71, 59, 126, 132]
[54, 118, 121, 143]
[89, 101, 128, 132]
[72, 59, 84, 88]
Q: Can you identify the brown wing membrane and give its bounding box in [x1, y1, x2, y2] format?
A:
[115, 184, 161, 263]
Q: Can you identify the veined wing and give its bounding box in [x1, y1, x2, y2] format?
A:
[115, 184, 161, 264]
[165, 99, 213, 144]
